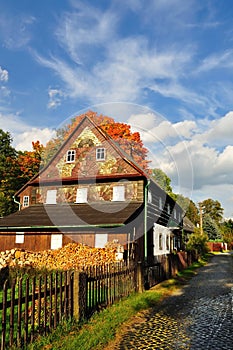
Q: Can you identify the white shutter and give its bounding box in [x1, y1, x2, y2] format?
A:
[95, 234, 108, 248]
[51, 234, 63, 250]
[46, 190, 57, 204]
[112, 186, 125, 201]
[76, 188, 88, 203]
[16, 232, 24, 244]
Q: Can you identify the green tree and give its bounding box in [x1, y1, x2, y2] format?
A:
[220, 219, 233, 249]
[0, 130, 20, 216]
[151, 168, 173, 194]
[200, 198, 224, 224]
[186, 227, 209, 255]
[203, 214, 222, 240]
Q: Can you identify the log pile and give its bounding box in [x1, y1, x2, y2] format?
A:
[0, 242, 123, 271]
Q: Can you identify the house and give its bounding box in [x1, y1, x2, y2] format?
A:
[0, 116, 184, 262]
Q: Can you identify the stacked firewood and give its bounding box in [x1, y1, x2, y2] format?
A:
[0, 243, 123, 271]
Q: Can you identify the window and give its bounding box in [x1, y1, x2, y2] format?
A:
[66, 150, 76, 163]
[112, 185, 125, 201]
[167, 203, 171, 215]
[76, 188, 88, 203]
[159, 197, 163, 210]
[174, 208, 177, 219]
[148, 190, 152, 203]
[46, 190, 57, 204]
[51, 234, 63, 250]
[178, 212, 181, 222]
[16, 232, 24, 244]
[166, 235, 170, 251]
[96, 148, 105, 161]
[23, 196, 29, 207]
[159, 234, 163, 250]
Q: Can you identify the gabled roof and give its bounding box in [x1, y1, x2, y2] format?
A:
[15, 116, 149, 196]
[0, 202, 143, 231]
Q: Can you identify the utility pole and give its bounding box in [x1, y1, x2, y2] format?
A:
[199, 202, 203, 234]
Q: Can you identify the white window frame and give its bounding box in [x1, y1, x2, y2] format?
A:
[96, 147, 105, 161]
[66, 150, 76, 163]
[75, 187, 88, 203]
[46, 190, 57, 204]
[112, 185, 125, 201]
[16, 232, 24, 244]
[23, 196, 29, 207]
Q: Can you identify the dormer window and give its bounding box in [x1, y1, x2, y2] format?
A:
[96, 148, 105, 161]
[174, 208, 177, 219]
[66, 150, 76, 163]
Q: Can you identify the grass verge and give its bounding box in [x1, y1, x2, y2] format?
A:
[27, 255, 210, 350]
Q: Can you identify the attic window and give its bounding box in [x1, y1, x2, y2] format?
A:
[23, 196, 29, 207]
[96, 148, 105, 161]
[66, 150, 76, 163]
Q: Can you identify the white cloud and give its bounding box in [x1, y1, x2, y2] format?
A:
[0, 112, 55, 150]
[14, 128, 56, 151]
[47, 88, 65, 109]
[0, 13, 35, 49]
[196, 49, 233, 73]
[0, 66, 8, 82]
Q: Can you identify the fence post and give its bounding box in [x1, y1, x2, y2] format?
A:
[73, 271, 87, 321]
[136, 262, 144, 293]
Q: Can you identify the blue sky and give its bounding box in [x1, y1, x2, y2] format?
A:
[0, 0, 233, 218]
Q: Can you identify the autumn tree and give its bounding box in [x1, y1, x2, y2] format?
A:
[0, 131, 44, 216]
[17, 141, 44, 182]
[42, 111, 150, 170]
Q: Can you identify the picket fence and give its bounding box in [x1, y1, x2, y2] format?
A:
[0, 262, 139, 349]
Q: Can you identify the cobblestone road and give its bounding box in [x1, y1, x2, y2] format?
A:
[108, 253, 233, 350]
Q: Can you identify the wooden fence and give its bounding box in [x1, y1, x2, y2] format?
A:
[0, 252, 196, 349]
[0, 262, 139, 349]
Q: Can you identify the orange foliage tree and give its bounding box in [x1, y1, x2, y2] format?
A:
[17, 141, 44, 181]
[42, 111, 150, 171]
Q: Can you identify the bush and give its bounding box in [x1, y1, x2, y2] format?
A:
[186, 228, 209, 256]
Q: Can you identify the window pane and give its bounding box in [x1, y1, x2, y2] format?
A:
[96, 148, 105, 160]
[23, 196, 29, 207]
[66, 150, 75, 162]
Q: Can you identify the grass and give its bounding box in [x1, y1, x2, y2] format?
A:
[26, 255, 210, 350]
